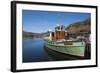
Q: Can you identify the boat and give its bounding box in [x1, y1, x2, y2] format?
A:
[44, 25, 88, 58]
[44, 39, 86, 58]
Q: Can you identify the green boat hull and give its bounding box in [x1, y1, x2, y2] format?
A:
[45, 41, 86, 57]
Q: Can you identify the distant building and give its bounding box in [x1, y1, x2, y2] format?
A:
[68, 32, 90, 39]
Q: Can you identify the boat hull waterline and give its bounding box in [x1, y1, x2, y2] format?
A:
[45, 40, 86, 58]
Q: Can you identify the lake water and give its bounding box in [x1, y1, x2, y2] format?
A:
[23, 38, 52, 63]
[23, 38, 88, 63]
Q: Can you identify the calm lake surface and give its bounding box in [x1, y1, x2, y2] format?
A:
[23, 38, 51, 63]
[23, 38, 88, 63]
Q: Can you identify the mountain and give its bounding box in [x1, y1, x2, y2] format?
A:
[23, 31, 43, 39]
[65, 18, 91, 33]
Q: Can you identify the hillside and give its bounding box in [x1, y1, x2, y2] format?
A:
[23, 31, 42, 39]
[65, 18, 91, 33]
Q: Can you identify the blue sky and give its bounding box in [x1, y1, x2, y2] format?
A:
[22, 10, 90, 33]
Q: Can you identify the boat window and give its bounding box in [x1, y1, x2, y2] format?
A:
[64, 42, 72, 45]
